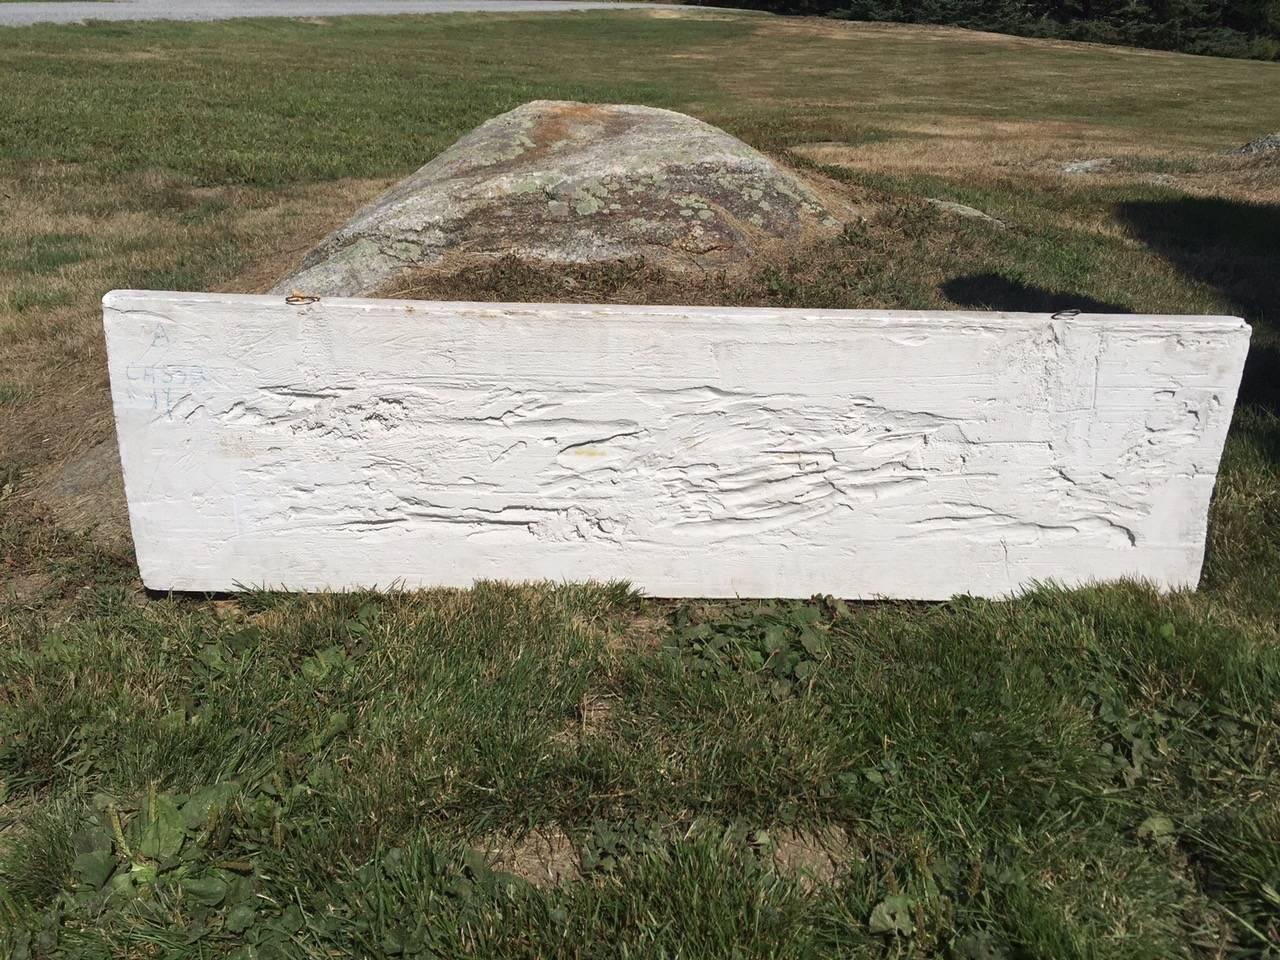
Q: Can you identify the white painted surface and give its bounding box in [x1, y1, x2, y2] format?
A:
[103, 290, 1249, 598]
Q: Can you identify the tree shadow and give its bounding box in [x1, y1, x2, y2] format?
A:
[1115, 196, 1279, 321]
[1235, 341, 1280, 422]
[940, 273, 1132, 315]
[1115, 195, 1279, 417]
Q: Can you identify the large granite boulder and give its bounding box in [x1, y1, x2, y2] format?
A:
[273, 101, 849, 297]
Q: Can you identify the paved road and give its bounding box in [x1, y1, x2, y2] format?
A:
[0, 0, 690, 27]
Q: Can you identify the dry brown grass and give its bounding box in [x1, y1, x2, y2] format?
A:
[745, 15, 1238, 59]
[551, 608, 667, 746]
[0, 800, 30, 863]
[792, 121, 1280, 206]
[218, 177, 393, 294]
[610, 611, 668, 654]
[0, 171, 389, 523]
[796, 117, 1148, 178]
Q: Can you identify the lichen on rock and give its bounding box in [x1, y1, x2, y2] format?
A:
[273, 100, 853, 297]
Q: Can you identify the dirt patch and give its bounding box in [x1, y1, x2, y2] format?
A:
[481, 827, 580, 887]
[578, 692, 616, 736]
[611, 610, 667, 654]
[550, 687, 616, 745]
[3, 570, 54, 603]
[474, 821, 858, 891]
[769, 825, 854, 890]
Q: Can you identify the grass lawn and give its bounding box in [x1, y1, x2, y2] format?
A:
[1, 10, 1279, 957]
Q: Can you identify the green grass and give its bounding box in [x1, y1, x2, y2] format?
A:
[3, 558, 1278, 956]
[0, 13, 1273, 185]
[0, 234, 93, 274]
[1, 10, 1279, 958]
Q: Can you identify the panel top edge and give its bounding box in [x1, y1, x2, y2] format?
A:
[101, 289, 1250, 333]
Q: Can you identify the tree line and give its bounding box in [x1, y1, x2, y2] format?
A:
[697, 0, 1280, 59]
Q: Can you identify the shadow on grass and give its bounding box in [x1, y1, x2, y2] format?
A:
[1116, 195, 1280, 417]
[940, 273, 1131, 314]
[1236, 341, 1280, 419]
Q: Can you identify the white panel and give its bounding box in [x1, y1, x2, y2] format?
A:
[103, 291, 1250, 598]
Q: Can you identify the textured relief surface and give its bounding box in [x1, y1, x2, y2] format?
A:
[103, 291, 1250, 597]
